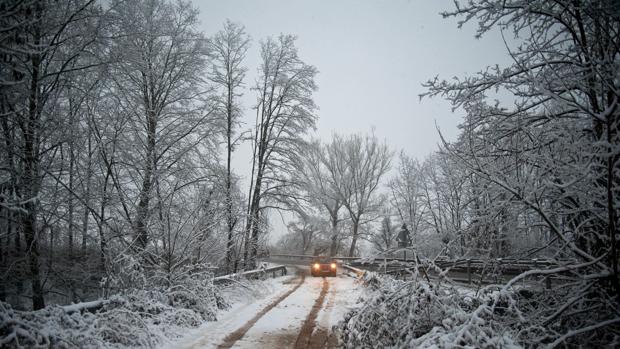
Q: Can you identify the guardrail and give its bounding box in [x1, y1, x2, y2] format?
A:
[341, 264, 366, 278]
[213, 265, 288, 285]
[269, 254, 566, 267]
[360, 259, 563, 287]
[268, 254, 571, 287]
[269, 254, 373, 262]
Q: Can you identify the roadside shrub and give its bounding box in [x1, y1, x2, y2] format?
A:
[338, 272, 620, 348]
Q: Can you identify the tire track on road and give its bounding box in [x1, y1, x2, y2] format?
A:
[294, 277, 330, 349]
[307, 277, 339, 348]
[217, 271, 306, 349]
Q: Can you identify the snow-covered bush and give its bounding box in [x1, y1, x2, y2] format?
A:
[338, 272, 619, 348]
[164, 270, 222, 321]
[0, 301, 103, 348]
[0, 296, 163, 348]
[1, 291, 208, 348]
[339, 273, 518, 348]
[0, 262, 228, 348]
[105, 253, 227, 318]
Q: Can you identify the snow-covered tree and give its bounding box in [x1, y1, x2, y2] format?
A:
[423, 0, 620, 345]
[106, 0, 217, 252]
[370, 215, 398, 253]
[244, 35, 318, 268]
[207, 19, 250, 273]
[292, 139, 347, 256]
[388, 152, 426, 246]
[324, 132, 392, 257]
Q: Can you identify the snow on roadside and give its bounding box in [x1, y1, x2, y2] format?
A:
[316, 274, 363, 330]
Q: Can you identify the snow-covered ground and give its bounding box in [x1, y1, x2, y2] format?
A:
[165, 267, 362, 349]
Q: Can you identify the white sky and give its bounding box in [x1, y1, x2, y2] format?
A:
[191, 0, 513, 241]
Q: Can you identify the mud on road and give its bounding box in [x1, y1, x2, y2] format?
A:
[294, 277, 329, 348]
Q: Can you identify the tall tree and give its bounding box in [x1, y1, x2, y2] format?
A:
[326, 132, 392, 257]
[388, 152, 426, 246]
[207, 20, 250, 273]
[418, 152, 469, 257]
[371, 214, 398, 253]
[295, 140, 345, 256]
[245, 35, 317, 269]
[107, 0, 213, 252]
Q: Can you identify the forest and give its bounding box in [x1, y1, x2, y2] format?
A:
[1, 0, 619, 348]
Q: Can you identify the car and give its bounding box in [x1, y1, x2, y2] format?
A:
[311, 257, 337, 277]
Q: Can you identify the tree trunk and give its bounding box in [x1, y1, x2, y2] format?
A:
[0, 199, 5, 302]
[244, 150, 265, 270]
[67, 138, 77, 302]
[22, 207, 45, 310]
[23, 34, 45, 310]
[348, 218, 359, 257]
[244, 182, 262, 270]
[98, 165, 113, 272]
[81, 131, 93, 250]
[225, 88, 235, 273]
[134, 109, 157, 249]
[68, 140, 75, 259]
[606, 110, 619, 300]
[329, 209, 339, 257]
[244, 203, 260, 270]
[330, 232, 338, 257]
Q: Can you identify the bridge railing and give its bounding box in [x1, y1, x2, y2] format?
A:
[267, 254, 572, 287]
[341, 263, 366, 278]
[269, 254, 566, 268]
[213, 265, 288, 285]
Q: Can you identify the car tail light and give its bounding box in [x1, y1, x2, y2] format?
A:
[313, 263, 320, 270]
[331, 263, 336, 269]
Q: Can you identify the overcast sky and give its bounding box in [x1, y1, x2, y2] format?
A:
[191, 0, 513, 240]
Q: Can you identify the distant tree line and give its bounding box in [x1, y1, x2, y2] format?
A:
[277, 137, 563, 261]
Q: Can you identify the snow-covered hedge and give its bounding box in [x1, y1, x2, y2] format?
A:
[339, 273, 519, 348]
[338, 272, 619, 348]
[0, 293, 220, 348]
[0, 262, 227, 348]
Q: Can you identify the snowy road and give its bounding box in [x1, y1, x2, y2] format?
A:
[166, 267, 361, 349]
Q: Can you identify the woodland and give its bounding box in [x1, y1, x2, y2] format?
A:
[0, 0, 619, 348]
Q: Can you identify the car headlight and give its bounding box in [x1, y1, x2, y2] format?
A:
[313, 263, 320, 270]
[330, 263, 336, 269]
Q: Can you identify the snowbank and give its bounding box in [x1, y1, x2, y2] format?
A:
[0, 287, 222, 348]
